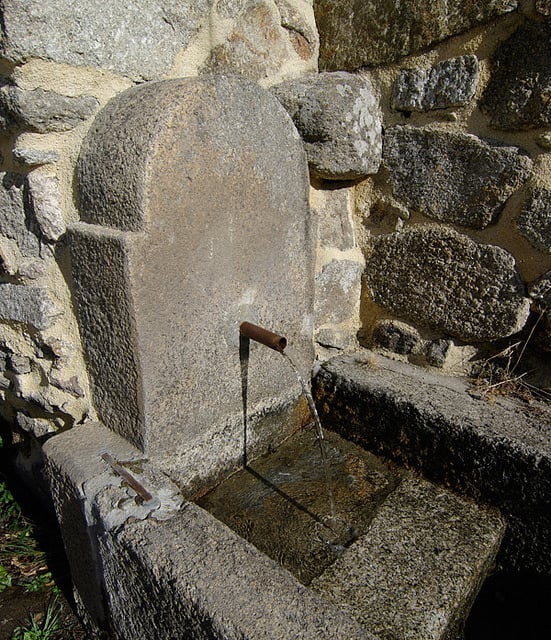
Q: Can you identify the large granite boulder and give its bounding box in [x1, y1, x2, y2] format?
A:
[364, 225, 530, 342]
[482, 22, 551, 130]
[383, 127, 532, 229]
[314, 0, 518, 70]
[0, 0, 214, 80]
[272, 72, 382, 179]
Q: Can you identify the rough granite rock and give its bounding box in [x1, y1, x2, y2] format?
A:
[383, 126, 532, 229]
[0, 0, 214, 81]
[0, 86, 99, 133]
[314, 0, 518, 70]
[0, 283, 59, 330]
[481, 22, 551, 130]
[26, 173, 66, 242]
[364, 225, 530, 341]
[516, 188, 551, 254]
[373, 319, 421, 355]
[0, 172, 40, 257]
[315, 259, 363, 324]
[13, 148, 60, 167]
[272, 71, 382, 179]
[392, 55, 479, 112]
[529, 270, 551, 351]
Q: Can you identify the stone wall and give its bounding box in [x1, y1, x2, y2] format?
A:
[305, 0, 550, 373]
[0, 0, 549, 444]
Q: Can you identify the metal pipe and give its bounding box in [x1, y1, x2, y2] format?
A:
[239, 321, 287, 353]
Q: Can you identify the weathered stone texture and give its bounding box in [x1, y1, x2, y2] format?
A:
[0, 0, 214, 81]
[373, 319, 421, 355]
[383, 127, 532, 229]
[0, 86, 99, 133]
[312, 475, 504, 640]
[311, 187, 355, 251]
[314, 0, 518, 70]
[482, 22, 551, 130]
[364, 226, 530, 341]
[529, 270, 551, 352]
[392, 55, 479, 112]
[26, 173, 66, 241]
[74, 76, 314, 486]
[202, 0, 318, 81]
[272, 72, 382, 179]
[516, 188, 551, 254]
[315, 259, 363, 324]
[12, 148, 60, 167]
[0, 283, 58, 330]
[313, 354, 551, 572]
[0, 172, 40, 257]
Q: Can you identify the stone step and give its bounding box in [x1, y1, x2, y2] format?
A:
[311, 474, 506, 640]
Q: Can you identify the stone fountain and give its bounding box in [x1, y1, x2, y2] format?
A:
[42, 75, 511, 640]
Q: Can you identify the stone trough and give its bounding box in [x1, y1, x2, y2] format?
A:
[41, 75, 549, 639]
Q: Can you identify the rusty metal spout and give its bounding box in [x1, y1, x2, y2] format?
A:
[239, 321, 287, 353]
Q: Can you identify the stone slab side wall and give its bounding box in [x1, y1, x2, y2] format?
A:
[0, 0, 549, 444]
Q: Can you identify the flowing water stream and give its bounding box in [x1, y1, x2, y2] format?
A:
[282, 352, 337, 523]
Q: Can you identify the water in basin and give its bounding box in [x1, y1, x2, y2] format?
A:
[197, 426, 404, 585]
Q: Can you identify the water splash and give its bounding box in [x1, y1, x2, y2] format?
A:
[282, 352, 337, 523]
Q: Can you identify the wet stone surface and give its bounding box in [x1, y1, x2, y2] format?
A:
[197, 427, 404, 585]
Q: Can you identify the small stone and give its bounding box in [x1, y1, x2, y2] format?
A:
[529, 271, 551, 311]
[315, 259, 364, 324]
[0, 237, 21, 275]
[16, 412, 56, 438]
[26, 172, 66, 241]
[481, 22, 551, 130]
[425, 339, 453, 368]
[272, 72, 382, 180]
[0, 172, 40, 257]
[373, 319, 421, 355]
[16, 259, 47, 281]
[48, 373, 84, 398]
[516, 188, 551, 254]
[536, 0, 551, 16]
[13, 147, 60, 167]
[536, 132, 551, 151]
[311, 187, 355, 251]
[202, 1, 318, 80]
[8, 354, 32, 374]
[0, 85, 99, 133]
[392, 55, 479, 112]
[364, 225, 531, 342]
[383, 126, 532, 229]
[0, 283, 59, 330]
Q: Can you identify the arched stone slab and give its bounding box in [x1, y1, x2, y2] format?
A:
[70, 75, 314, 491]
